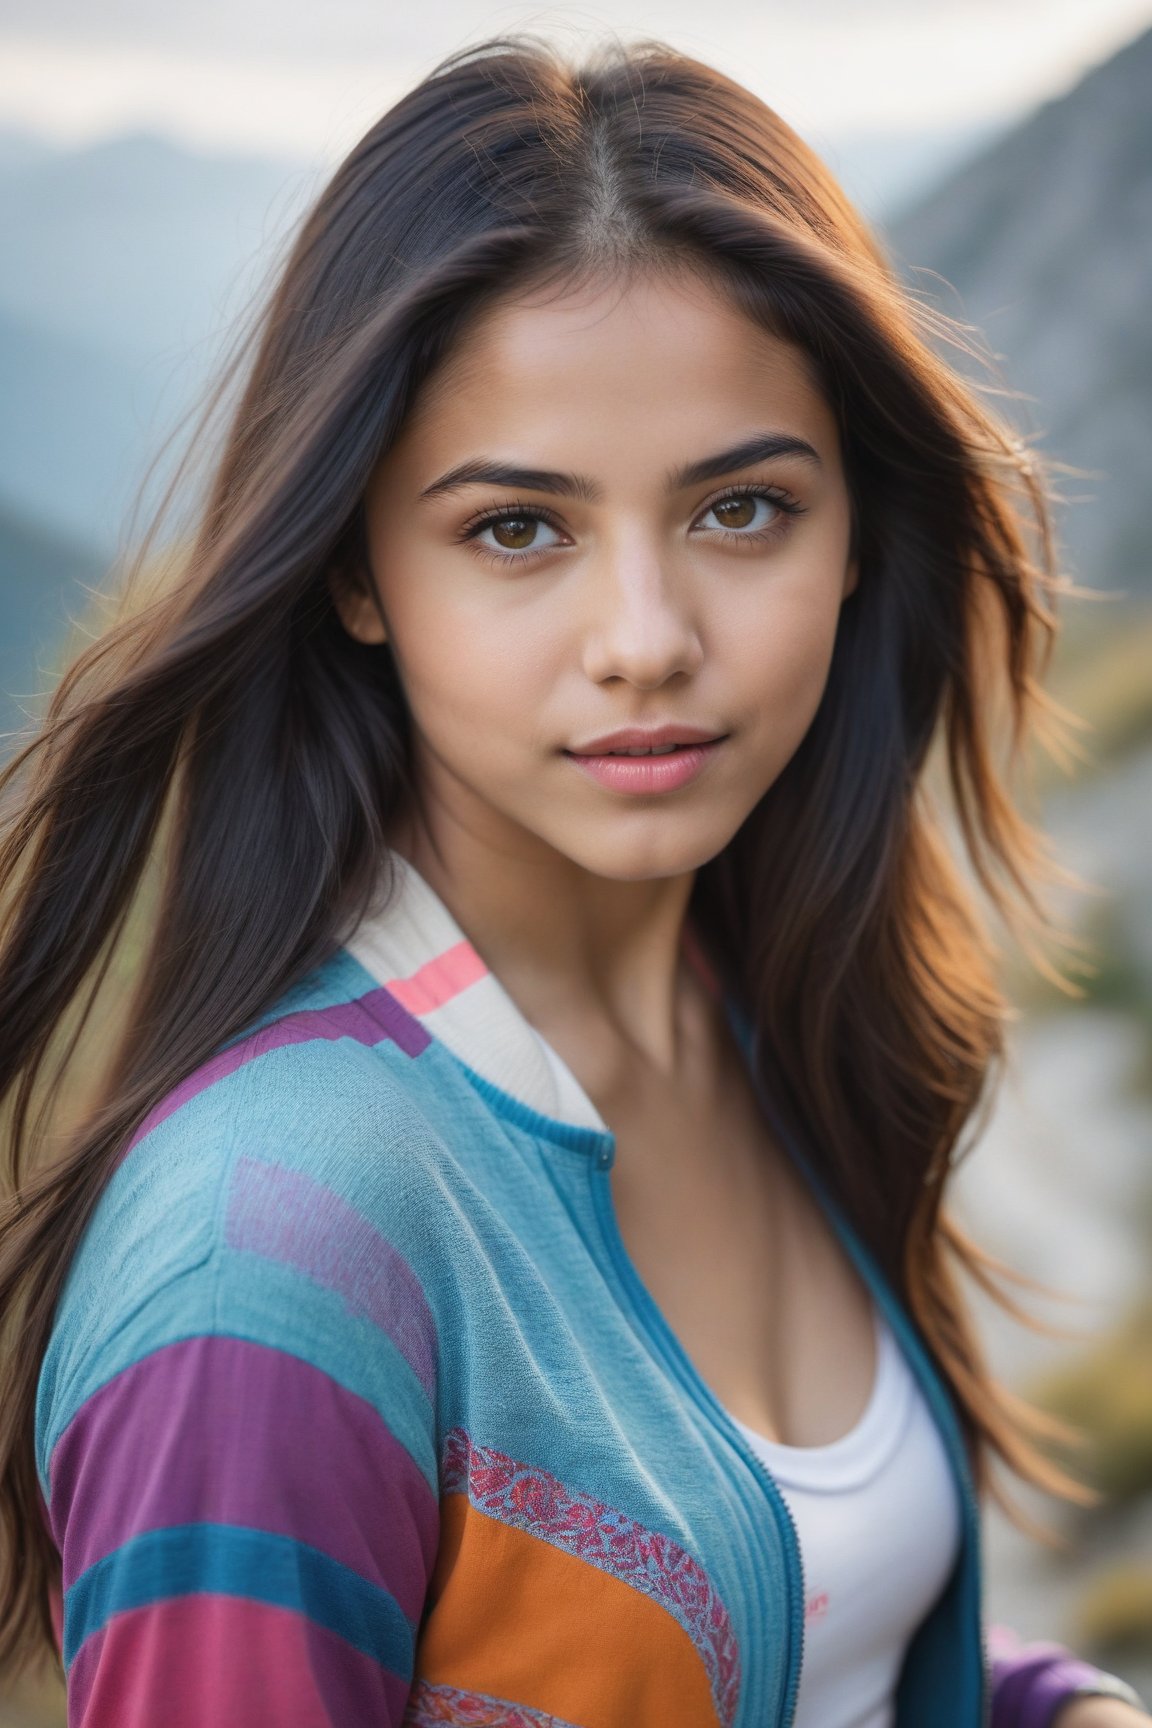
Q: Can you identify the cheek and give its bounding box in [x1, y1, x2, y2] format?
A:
[382, 580, 563, 748]
[720, 569, 847, 732]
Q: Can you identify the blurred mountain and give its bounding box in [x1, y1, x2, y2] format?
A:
[815, 116, 1011, 228]
[0, 499, 106, 749]
[0, 135, 319, 551]
[886, 22, 1152, 601]
[0, 131, 318, 366]
[0, 305, 158, 549]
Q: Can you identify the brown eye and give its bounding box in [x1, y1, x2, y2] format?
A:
[462, 506, 567, 564]
[491, 516, 539, 550]
[693, 487, 803, 542]
[711, 496, 758, 530]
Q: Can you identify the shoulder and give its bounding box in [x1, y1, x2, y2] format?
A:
[124, 941, 452, 1226]
[36, 947, 454, 1501]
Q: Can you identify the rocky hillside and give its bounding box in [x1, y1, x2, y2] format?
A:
[885, 24, 1152, 602]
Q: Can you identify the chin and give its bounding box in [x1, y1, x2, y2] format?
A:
[550, 821, 741, 884]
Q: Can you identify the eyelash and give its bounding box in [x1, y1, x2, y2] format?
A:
[455, 483, 808, 567]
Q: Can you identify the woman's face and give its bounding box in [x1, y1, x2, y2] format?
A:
[338, 267, 857, 883]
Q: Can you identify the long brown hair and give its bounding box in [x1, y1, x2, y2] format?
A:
[0, 31, 1098, 1680]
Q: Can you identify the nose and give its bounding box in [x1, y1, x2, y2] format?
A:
[581, 538, 705, 689]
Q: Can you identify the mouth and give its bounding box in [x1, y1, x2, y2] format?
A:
[565, 725, 729, 757]
[561, 735, 728, 794]
[571, 742, 708, 757]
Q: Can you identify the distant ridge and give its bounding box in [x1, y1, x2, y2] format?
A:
[885, 23, 1152, 602]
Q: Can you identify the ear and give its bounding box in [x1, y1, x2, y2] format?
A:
[841, 554, 859, 600]
[327, 561, 388, 645]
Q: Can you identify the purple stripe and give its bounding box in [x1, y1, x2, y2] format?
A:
[224, 1156, 438, 1399]
[48, 1335, 439, 1615]
[120, 987, 431, 1166]
[988, 1621, 1125, 1727]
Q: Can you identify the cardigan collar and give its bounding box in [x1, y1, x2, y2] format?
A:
[343, 851, 611, 1132]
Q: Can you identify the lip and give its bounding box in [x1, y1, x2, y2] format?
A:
[562, 735, 727, 795]
[566, 723, 727, 755]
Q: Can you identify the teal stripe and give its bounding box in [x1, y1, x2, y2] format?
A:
[64, 1522, 416, 1675]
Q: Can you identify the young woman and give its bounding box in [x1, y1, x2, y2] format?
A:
[0, 33, 1147, 1728]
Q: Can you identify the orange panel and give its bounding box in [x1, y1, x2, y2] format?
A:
[414, 1491, 729, 1728]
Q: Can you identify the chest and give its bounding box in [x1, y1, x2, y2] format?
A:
[601, 1053, 879, 1449]
[400, 1043, 983, 1728]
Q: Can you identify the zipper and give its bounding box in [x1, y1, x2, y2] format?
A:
[587, 1144, 989, 1728]
[589, 1155, 805, 1728]
[758, 1459, 806, 1728]
[712, 1409, 808, 1728]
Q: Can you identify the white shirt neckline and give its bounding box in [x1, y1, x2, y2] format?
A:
[730, 1302, 915, 1490]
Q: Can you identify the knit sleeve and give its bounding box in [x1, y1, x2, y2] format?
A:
[38, 1099, 443, 1727]
[988, 1619, 1151, 1726]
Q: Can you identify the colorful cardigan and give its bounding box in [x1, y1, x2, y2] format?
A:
[34, 856, 1148, 1726]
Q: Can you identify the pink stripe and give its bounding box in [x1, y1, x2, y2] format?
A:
[385, 939, 487, 1015]
[68, 1593, 412, 1727]
[224, 1157, 438, 1398]
[50, 1336, 438, 1601]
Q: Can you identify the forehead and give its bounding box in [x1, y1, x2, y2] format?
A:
[394, 267, 838, 467]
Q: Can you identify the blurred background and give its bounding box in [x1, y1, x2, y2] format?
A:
[1, 0, 1151, 1720]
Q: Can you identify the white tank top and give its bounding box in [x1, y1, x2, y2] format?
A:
[726, 1300, 962, 1728]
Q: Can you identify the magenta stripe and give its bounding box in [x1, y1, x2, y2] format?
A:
[120, 987, 431, 1166]
[49, 1335, 439, 1613]
[68, 1592, 414, 1728]
[224, 1156, 438, 1399]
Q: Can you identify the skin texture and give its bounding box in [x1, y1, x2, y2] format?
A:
[331, 264, 857, 1084]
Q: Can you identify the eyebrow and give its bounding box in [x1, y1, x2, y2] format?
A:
[417, 431, 823, 504]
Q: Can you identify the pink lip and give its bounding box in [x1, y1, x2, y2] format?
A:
[563, 738, 725, 794]
[568, 723, 725, 754]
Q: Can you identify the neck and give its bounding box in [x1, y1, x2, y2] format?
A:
[385, 799, 705, 1080]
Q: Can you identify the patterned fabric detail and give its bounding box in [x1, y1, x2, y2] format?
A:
[441, 1428, 740, 1727]
[404, 1679, 582, 1726]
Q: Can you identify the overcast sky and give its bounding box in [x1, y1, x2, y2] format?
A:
[2, 0, 1151, 161]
